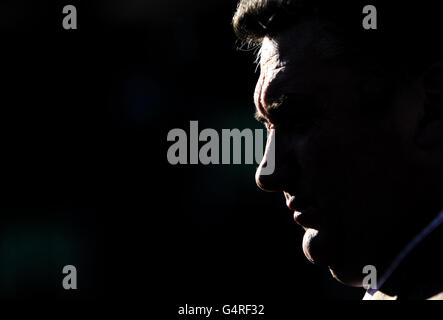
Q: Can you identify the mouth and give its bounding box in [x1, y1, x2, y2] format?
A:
[285, 193, 322, 230]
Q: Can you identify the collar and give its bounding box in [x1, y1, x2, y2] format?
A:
[364, 209, 443, 300]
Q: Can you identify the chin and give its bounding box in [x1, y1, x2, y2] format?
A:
[328, 266, 364, 287]
[302, 228, 331, 265]
[302, 228, 365, 287]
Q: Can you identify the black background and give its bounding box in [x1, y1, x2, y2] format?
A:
[0, 0, 364, 305]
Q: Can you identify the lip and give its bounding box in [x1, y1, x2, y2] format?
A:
[286, 194, 310, 212]
[293, 207, 321, 230]
[286, 195, 321, 229]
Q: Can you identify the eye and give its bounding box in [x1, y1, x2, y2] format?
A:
[263, 120, 275, 131]
[272, 95, 324, 133]
[291, 110, 319, 132]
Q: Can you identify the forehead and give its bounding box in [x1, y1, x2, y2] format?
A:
[255, 19, 347, 111]
[260, 19, 345, 68]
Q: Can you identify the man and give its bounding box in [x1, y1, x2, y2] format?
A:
[233, 0, 443, 299]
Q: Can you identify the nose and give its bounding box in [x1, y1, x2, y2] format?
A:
[255, 129, 295, 192]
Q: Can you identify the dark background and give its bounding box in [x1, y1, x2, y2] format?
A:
[0, 0, 363, 304]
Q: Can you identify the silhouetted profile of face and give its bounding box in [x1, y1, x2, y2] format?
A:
[253, 18, 443, 286]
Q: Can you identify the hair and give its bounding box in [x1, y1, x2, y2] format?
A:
[233, 0, 339, 44]
[232, 0, 443, 75]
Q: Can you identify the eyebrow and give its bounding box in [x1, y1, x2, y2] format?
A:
[255, 91, 321, 126]
[254, 100, 285, 128]
[254, 93, 288, 124]
[254, 111, 269, 124]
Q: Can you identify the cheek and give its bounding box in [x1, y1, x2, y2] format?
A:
[299, 119, 405, 209]
[299, 124, 353, 201]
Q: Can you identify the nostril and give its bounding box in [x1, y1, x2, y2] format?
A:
[255, 169, 266, 191]
[255, 167, 278, 192]
[255, 166, 270, 191]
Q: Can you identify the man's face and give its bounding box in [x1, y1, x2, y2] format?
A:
[254, 20, 437, 285]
